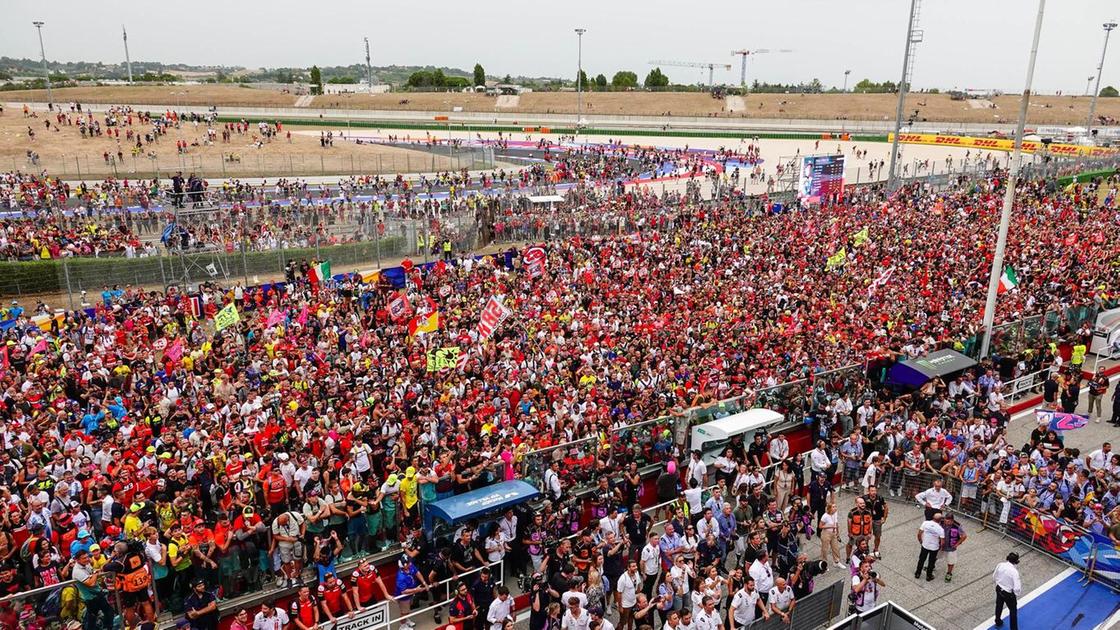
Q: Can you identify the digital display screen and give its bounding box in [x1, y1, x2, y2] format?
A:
[798, 154, 846, 204]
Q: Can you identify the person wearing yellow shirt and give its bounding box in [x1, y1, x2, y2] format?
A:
[123, 504, 146, 539]
[399, 467, 420, 525]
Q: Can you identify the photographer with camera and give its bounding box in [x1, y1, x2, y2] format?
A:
[527, 571, 560, 630]
[788, 553, 824, 599]
[850, 559, 885, 614]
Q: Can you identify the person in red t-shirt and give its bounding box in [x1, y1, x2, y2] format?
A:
[317, 572, 356, 622]
[350, 559, 390, 607]
[289, 585, 320, 630]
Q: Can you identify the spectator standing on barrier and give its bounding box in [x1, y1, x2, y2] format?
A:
[916, 479, 953, 521]
[940, 514, 967, 582]
[915, 512, 944, 582]
[993, 552, 1021, 630]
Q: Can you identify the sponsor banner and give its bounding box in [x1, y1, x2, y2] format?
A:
[333, 601, 391, 630]
[889, 133, 1120, 157]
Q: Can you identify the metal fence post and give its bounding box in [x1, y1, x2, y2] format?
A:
[62, 258, 74, 311]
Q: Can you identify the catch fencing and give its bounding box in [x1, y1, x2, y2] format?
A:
[12, 145, 496, 180]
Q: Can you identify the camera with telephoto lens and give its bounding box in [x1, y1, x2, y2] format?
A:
[518, 572, 545, 593]
[869, 570, 878, 579]
[803, 560, 828, 577]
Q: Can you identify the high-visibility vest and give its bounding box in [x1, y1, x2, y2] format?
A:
[848, 510, 872, 537]
[118, 551, 152, 592]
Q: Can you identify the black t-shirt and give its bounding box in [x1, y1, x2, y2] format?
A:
[861, 494, 887, 521]
[748, 442, 767, 466]
[184, 590, 219, 629]
[623, 513, 651, 547]
[451, 540, 476, 571]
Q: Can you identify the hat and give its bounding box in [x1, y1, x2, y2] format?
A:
[386, 474, 399, 485]
[77, 529, 90, 538]
[1006, 552, 1020, 564]
[191, 578, 207, 588]
[146, 446, 156, 453]
[70, 500, 80, 508]
[405, 466, 416, 478]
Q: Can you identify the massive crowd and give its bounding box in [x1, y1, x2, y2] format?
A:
[0, 162, 1114, 630]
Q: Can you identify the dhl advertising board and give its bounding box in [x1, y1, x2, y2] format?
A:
[888, 133, 1120, 157]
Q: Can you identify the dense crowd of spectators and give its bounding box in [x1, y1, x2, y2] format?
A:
[0, 164, 1114, 630]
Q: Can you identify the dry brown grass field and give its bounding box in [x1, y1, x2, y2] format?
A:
[0, 111, 461, 179]
[5, 85, 1120, 125]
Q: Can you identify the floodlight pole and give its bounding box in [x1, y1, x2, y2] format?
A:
[575, 28, 586, 138]
[980, 0, 1045, 358]
[32, 21, 53, 107]
[1086, 22, 1117, 138]
[365, 37, 374, 93]
[123, 25, 133, 83]
[887, 0, 919, 190]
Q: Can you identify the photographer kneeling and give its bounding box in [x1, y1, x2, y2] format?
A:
[850, 559, 885, 614]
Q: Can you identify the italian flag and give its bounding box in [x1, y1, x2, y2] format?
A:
[998, 265, 1018, 294]
[308, 261, 331, 285]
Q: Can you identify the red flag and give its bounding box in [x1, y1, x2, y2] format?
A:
[388, 293, 411, 321]
[30, 339, 48, 355]
[477, 296, 513, 341]
[1064, 233, 1078, 247]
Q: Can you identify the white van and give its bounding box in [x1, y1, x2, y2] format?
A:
[690, 408, 784, 464]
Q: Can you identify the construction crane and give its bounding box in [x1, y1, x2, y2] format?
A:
[648, 60, 732, 89]
[730, 49, 793, 88]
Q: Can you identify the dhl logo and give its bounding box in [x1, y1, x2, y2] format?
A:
[891, 133, 1120, 156]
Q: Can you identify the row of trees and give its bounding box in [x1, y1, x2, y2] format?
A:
[574, 68, 670, 89]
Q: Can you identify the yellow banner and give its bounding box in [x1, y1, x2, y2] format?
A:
[214, 303, 241, 332]
[888, 133, 1120, 157]
[426, 347, 460, 371]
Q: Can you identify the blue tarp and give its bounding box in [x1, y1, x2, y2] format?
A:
[426, 480, 539, 529]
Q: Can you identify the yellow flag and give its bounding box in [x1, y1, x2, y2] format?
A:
[826, 247, 847, 270]
[852, 227, 870, 247]
[214, 303, 241, 332]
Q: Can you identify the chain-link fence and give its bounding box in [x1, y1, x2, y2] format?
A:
[10, 146, 496, 181]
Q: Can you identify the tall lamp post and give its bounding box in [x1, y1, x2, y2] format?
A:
[575, 28, 586, 137]
[1086, 21, 1117, 139]
[32, 21, 53, 107]
[980, 0, 1046, 359]
[843, 69, 852, 93]
[1086, 75, 1095, 97]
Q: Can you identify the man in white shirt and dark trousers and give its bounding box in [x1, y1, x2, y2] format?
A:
[487, 587, 514, 630]
[915, 512, 944, 582]
[993, 553, 1022, 630]
[915, 479, 953, 521]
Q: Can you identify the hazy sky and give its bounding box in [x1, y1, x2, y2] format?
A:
[3, 0, 1117, 93]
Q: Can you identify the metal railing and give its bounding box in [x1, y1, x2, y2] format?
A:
[874, 467, 1119, 593]
[0, 579, 92, 629]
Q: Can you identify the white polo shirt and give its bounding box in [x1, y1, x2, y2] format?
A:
[730, 588, 760, 625]
[768, 586, 795, 612]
